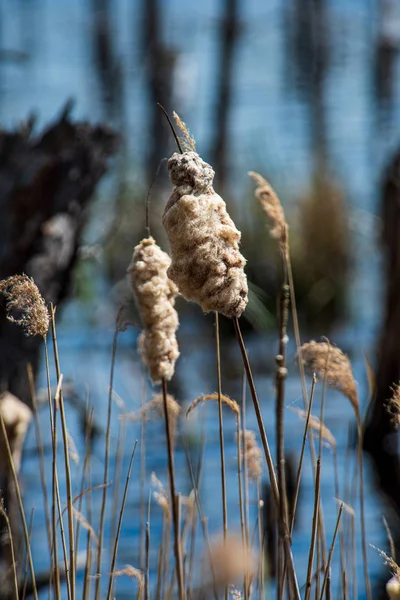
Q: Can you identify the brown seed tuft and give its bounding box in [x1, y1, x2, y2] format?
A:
[240, 429, 263, 481]
[128, 237, 179, 383]
[163, 151, 248, 319]
[186, 393, 239, 419]
[0, 274, 49, 337]
[112, 565, 144, 595]
[151, 472, 170, 519]
[298, 341, 359, 413]
[249, 171, 288, 251]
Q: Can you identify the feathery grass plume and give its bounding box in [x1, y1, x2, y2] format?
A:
[290, 407, 336, 448]
[123, 393, 180, 440]
[298, 341, 359, 413]
[173, 112, 196, 152]
[0, 274, 49, 337]
[0, 391, 32, 475]
[128, 236, 179, 383]
[240, 429, 263, 481]
[387, 384, 400, 429]
[163, 151, 248, 318]
[67, 431, 79, 465]
[248, 171, 288, 252]
[151, 472, 170, 520]
[112, 566, 144, 597]
[186, 393, 239, 419]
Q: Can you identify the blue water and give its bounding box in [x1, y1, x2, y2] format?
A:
[1, 0, 399, 597]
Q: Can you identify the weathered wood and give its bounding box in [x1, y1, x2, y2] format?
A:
[0, 103, 118, 402]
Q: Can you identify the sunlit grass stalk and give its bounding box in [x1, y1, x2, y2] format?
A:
[236, 413, 248, 600]
[0, 411, 38, 600]
[106, 441, 138, 600]
[139, 368, 147, 572]
[233, 317, 300, 600]
[27, 364, 52, 558]
[0, 501, 18, 600]
[21, 508, 35, 600]
[319, 503, 343, 600]
[110, 417, 127, 551]
[43, 337, 63, 600]
[145, 519, 150, 600]
[94, 308, 122, 600]
[75, 407, 94, 575]
[50, 305, 75, 600]
[332, 448, 347, 599]
[162, 377, 185, 600]
[82, 531, 92, 600]
[355, 407, 371, 600]
[215, 311, 228, 600]
[257, 478, 265, 600]
[304, 459, 321, 600]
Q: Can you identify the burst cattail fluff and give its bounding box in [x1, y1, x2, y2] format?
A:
[0, 274, 49, 337]
[298, 341, 359, 413]
[128, 237, 179, 383]
[387, 576, 400, 599]
[241, 429, 263, 480]
[163, 151, 248, 319]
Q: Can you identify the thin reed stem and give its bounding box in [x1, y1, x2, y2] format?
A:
[162, 377, 185, 600]
[276, 282, 290, 600]
[28, 364, 52, 557]
[50, 305, 75, 600]
[0, 412, 38, 600]
[106, 441, 138, 600]
[139, 368, 147, 571]
[304, 459, 321, 600]
[355, 409, 371, 600]
[82, 532, 92, 600]
[291, 376, 316, 533]
[257, 478, 265, 600]
[21, 508, 35, 600]
[44, 338, 62, 600]
[236, 416, 248, 600]
[319, 503, 343, 600]
[233, 317, 300, 600]
[0, 502, 19, 600]
[333, 448, 347, 599]
[110, 418, 126, 552]
[75, 407, 94, 574]
[215, 312, 228, 600]
[145, 520, 150, 600]
[95, 309, 122, 600]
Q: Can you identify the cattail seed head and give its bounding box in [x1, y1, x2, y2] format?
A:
[128, 237, 179, 384]
[0, 274, 49, 337]
[240, 429, 263, 481]
[298, 341, 359, 413]
[163, 151, 248, 319]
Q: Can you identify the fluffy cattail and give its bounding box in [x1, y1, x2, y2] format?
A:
[240, 429, 263, 481]
[151, 472, 170, 519]
[290, 407, 336, 448]
[249, 171, 288, 251]
[206, 533, 255, 587]
[0, 391, 32, 474]
[298, 341, 359, 414]
[0, 274, 49, 337]
[163, 151, 248, 319]
[128, 237, 179, 384]
[387, 576, 400, 599]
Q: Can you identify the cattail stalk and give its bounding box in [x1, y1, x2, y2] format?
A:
[162, 378, 185, 600]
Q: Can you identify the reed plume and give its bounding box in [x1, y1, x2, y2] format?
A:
[128, 237, 180, 383]
[163, 151, 248, 318]
[186, 393, 239, 419]
[206, 533, 255, 588]
[124, 393, 181, 440]
[0, 274, 49, 337]
[173, 112, 196, 152]
[298, 341, 358, 413]
[248, 171, 288, 252]
[290, 407, 336, 448]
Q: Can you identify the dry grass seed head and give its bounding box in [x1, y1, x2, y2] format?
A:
[290, 407, 336, 448]
[112, 565, 144, 594]
[151, 472, 170, 519]
[72, 507, 98, 546]
[298, 341, 359, 413]
[240, 429, 263, 480]
[0, 274, 49, 337]
[173, 111, 196, 152]
[128, 237, 179, 383]
[207, 533, 255, 587]
[387, 384, 400, 430]
[186, 393, 239, 419]
[249, 171, 288, 250]
[163, 151, 248, 318]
